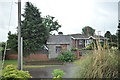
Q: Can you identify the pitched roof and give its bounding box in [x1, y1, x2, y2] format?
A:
[70, 34, 108, 39]
[70, 34, 89, 39]
[47, 35, 72, 44]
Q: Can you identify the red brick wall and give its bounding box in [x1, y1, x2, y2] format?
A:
[72, 39, 76, 47]
[6, 54, 18, 60]
[75, 50, 80, 59]
[6, 54, 48, 60]
[61, 44, 67, 50]
[29, 54, 48, 60]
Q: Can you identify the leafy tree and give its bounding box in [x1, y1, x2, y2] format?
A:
[82, 26, 95, 36]
[7, 31, 18, 51]
[43, 15, 61, 34]
[7, 2, 61, 55]
[104, 31, 112, 42]
[21, 2, 49, 51]
[111, 34, 117, 42]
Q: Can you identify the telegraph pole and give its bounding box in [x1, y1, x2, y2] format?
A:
[18, 0, 22, 70]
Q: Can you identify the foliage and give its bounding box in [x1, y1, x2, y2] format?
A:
[7, 2, 61, 55]
[52, 69, 65, 78]
[82, 26, 95, 36]
[1, 64, 32, 80]
[117, 28, 120, 50]
[104, 31, 118, 49]
[71, 47, 78, 51]
[0, 42, 5, 52]
[83, 42, 95, 50]
[43, 15, 61, 34]
[57, 51, 75, 62]
[7, 31, 18, 51]
[111, 34, 117, 42]
[109, 42, 117, 48]
[104, 31, 111, 42]
[84, 44, 93, 50]
[21, 2, 49, 51]
[74, 45, 118, 78]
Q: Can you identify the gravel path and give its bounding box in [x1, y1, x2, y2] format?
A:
[23, 63, 77, 78]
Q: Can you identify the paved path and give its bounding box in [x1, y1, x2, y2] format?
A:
[23, 63, 77, 78]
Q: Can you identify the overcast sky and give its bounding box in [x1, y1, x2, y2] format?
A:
[0, 0, 119, 42]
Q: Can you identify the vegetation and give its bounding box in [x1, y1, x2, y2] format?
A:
[21, 2, 49, 51]
[0, 42, 5, 52]
[118, 26, 120, 50]
[104, 31, 118, 48]
[71, 47, 78, 51]
[43, 15, 61, 34]
[104, 31, 112, 42]
[7, 31, 18, 51]
[57, 51, 75, 62]
[82, 26, 95, 36]
[3, 60, 63, 68]
[7, 2, 61, 55]
[1, 65, 32, 79]
[74, 43, 118, 78]
[52, 69, 65, 79]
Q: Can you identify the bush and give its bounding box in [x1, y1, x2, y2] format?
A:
[83, 44, 93, 50]
[57, 51, 75, 62]
[71, 47, 78, 51]
[109, 42, 117, 48]
[1, 65, 32, 80]
[52, 69, 65, 79]
[74, 48, 118, 78]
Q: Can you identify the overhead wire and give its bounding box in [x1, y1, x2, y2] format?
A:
[1, 0, 13, 70]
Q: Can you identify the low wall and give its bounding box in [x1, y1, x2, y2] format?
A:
[6, 54, 48, 60]
[28, 54, 48, 60]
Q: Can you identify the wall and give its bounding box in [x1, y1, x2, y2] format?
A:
[6, 54, 48, 60]
[48, 45, 58, 59]
[48, 44, 71, 59]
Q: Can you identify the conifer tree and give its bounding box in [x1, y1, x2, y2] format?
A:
[21, 2, 49, 51]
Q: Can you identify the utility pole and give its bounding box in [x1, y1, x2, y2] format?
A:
[18, 0, 22, 70]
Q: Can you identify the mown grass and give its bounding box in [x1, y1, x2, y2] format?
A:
[1, 60, 63, 68]
[74, 42, 118, 78]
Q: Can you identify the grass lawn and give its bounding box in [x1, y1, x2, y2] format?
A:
[2, 60, 63, 68]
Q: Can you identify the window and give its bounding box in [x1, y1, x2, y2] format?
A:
[79, 40, 83, 45]
[56, 46, 61, 53]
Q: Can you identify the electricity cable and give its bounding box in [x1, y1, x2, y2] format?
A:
[1, 1, 13, 70]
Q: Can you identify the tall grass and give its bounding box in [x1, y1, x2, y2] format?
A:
[74, 41, 118, 78]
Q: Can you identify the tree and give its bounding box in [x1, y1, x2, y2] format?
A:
[7, 31, 18, 51]
[21, 2, 49, 51]
[111, 34, 117, 42]
[82, 26, 95, 36]
[118, 22, 120, 51]
[104, 31, 112, 42]
[43, 15, 61, 34]
[7, 2, 61, 54]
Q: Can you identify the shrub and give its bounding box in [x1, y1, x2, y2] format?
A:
[57, 51, 75, 62]
[109, 42, 117, 48]
[1, 65, 32, 80]
[74, 47, 118, 78]
[71, 47, 78, 51]
[52, 69, 65, 79]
